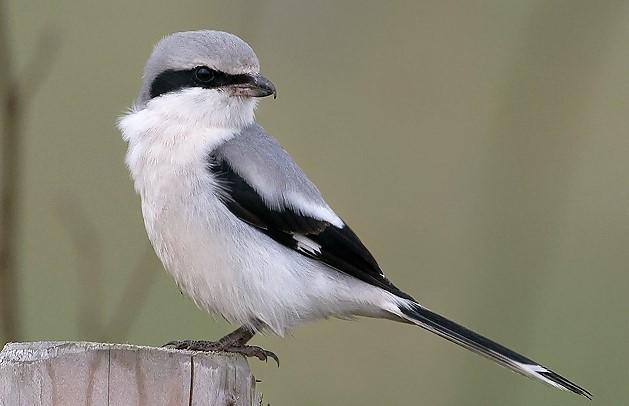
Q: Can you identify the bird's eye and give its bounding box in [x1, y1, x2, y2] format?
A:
[193, 66, 216, 83]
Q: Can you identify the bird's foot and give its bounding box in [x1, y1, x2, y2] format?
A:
[163, 340, 279, 366]
[223, 344, 280, 366]
[163, 339, 220, 351]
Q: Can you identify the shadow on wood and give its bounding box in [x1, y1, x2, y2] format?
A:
[0, 341, 263, 406]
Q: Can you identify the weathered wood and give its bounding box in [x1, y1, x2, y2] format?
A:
[0, 341, 262, 406]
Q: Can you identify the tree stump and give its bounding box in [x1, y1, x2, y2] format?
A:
[0, 341, 263, 406]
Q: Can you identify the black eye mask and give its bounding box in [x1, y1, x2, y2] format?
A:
[149, 66, 250, 99]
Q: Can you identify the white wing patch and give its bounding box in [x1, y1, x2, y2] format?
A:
[293, 234, 322, 255]
[285, 191, 343, 228]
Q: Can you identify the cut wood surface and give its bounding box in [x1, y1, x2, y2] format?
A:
[0, 341, 263, 406]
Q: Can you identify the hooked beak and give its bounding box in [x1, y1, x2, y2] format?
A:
[231, 74, 277, 99]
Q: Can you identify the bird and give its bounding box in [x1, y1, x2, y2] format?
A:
[118, 30, 591, 399]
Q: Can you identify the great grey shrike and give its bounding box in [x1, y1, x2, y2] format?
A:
[118, 30, 590, 399]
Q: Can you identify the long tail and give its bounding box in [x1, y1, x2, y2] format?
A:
[395, 301, 591, 399]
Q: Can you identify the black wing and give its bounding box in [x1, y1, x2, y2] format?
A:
[208, 154, 414, 301]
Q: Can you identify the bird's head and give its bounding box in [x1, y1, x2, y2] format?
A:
[135, 30, 275, 128]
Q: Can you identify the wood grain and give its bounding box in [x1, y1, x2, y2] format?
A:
[0, 342, 262, 406]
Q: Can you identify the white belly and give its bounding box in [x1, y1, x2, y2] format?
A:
[141, 181, 391, 335]
[121, 108, 394, 335]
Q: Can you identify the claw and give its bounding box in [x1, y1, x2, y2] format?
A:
[266, 350, 280, 367]
[227, 345, 280, 367]
[162, 340, 216, 351]
[163, 339, 279, 366]
[162, 340, 180, 348]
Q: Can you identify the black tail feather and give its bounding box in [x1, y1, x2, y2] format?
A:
[398, 302, 591, 399]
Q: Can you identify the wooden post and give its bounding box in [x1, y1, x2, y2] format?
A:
[0, 341, 263, 406]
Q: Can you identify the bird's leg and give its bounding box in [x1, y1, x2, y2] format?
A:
[164, 322, 279, 365]
[215, 324, 256, 346]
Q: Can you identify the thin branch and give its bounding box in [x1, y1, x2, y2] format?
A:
[0, 25, 60, 343]
[0, 0, 18, 343]
[57, 194, 160, 342]
[57, 197, 104, 340]
[16, 32, 61, 102]
[102, 247, 159, 342]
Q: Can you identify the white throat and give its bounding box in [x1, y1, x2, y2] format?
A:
[118, 88, 256, 195]
[132, 87, 257, 130]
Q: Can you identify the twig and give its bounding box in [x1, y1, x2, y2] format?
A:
[102, 247, 159, 341]
[57, 196, 160, 342]
[0, 25, 60, 343]
[0, 0, 18, 342]
[57, 197, 104, 340]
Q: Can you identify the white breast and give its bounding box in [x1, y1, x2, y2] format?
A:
[118, 92, 398, 335]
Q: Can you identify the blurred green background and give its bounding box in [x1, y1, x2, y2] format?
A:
[1, 1, 628, 404]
